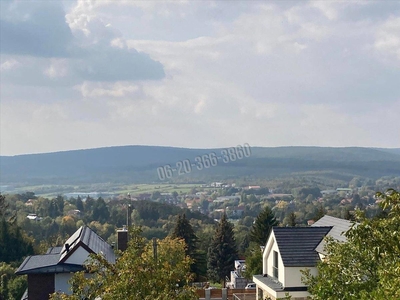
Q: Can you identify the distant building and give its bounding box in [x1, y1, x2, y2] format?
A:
[248, 185, 261, 190]
[227, 260, 251, 289]
[26, 214, 40, 221]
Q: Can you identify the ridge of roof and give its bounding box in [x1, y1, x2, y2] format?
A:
[16, 225, 115, 275]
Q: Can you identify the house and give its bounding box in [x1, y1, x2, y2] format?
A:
[253, 216, 352, 300]
[227, 260, 251, 289]
[16, 226, 116, 300]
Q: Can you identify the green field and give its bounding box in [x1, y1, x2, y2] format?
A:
[5, 183, 216, 198]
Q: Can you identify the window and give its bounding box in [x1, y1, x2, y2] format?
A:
[273, 251, 278, 278]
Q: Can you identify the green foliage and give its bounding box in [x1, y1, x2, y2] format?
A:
[243, 242, 263, 279]
[249, 205, 278, 245]
[171, 213, 196, 256]
[92, 197, 110, 224]
[0, 263, 27, 300]
[302, 189, 400, 300]
[313, 204, 326, 222]
[207, 214, 238, 285]
[170, 214, 208, 280]
[0, 194, 34, 264]
[50, 226, 197, 300]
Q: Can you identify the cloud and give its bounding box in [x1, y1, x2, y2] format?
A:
[1, 0, 399, 155]
[0, 1, 73, 57]
[374, 16, 400, 61]
[0, 0, 165, 84]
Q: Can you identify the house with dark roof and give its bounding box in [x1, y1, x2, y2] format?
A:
[16, 226, 116, 300]
[253, 216, 352, 300]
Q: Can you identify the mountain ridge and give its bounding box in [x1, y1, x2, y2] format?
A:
[1, 145, 399, 185]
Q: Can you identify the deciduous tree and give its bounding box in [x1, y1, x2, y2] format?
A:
[302, 189, 400, 300]
[51, 227, 197, 300]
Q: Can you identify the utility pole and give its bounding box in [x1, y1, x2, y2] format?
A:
[152, 237, 157, 262]
[127, 203, 131, 228]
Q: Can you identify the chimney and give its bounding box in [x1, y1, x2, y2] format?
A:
[117, 225, 128, 252]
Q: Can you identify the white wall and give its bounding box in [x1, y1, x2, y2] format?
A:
[283, 266, 317, 287]
[55, 273, 73, 294]
[263, 232, 285, 284]
[64, 246, 89, 265]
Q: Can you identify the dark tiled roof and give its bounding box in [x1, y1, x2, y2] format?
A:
[312, 215, 353, 254]
[46, 246, 62, 254]
[16, 254, 60, 273]
[60, 226, 115, 263]
[273, 226, 332, 267]
[254, 274, 284, 292]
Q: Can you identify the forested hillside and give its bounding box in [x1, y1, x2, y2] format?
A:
[1, 146, 400, 185]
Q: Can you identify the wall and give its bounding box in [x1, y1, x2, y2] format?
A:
[55, 273, 73, 294]
[28, 273, 54, 300]
[64, 246, 89, 265]
[284, 266, 317, 287]
[264, 235, 285, 284]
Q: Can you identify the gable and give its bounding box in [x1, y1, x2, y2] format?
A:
[273, 226, 332, 267]
[63, 245, 90, 265]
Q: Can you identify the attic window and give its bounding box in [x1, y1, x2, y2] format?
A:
[273, 251, 278, 278]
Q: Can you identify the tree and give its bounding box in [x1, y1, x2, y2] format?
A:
[302, 189, 400, 300]
[243, 242, 263, 280]
[249, 205, 278, 246]
[92, 197, 110, 224]
[75, 196, 84, 212]
[51, 226, 197, 300]
[171, 214, 197, 256]
[0, 194, 9, 219]
[0, 262, 27, 300]
[0, 195, 34, 264]
[207, 214, 238, 286]
[313, 204, 326, 222]
[287, 211, 297, 226]
[170, 214, 206, 279]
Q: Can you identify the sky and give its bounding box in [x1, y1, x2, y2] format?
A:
[1, 0, 400, 156]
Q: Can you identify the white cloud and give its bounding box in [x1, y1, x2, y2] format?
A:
[44, 59, 69, 79]
[0, 59, 20, 71]
[1, 0, 400, 155]
[374, 16, 400, 61]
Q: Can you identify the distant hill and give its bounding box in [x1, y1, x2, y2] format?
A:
[1, 145, 400, 185]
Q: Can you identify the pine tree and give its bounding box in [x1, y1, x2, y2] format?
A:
[171, 214, 197, 256]
[207, 214, 238, 286]
[171, 214, 206, 280]
[249, 205, 278, 246]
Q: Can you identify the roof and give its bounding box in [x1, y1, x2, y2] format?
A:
[273, 226, 332, 267]
[16, 254, 84, 274]
[16, 226, 115, 275]
[60, 226, 115, 263]
[312, 215, 353, 254]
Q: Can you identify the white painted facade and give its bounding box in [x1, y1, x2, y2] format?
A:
[55, 273, 73, 294]
[64, 246, 90, 265]
[257, 231, 315, 300]
[284, 266, 317, 287]
[262, 231, 285, 283]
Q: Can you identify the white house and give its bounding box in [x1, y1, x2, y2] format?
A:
[253, 216, 352, 300]
[16, 226, 116, 300]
